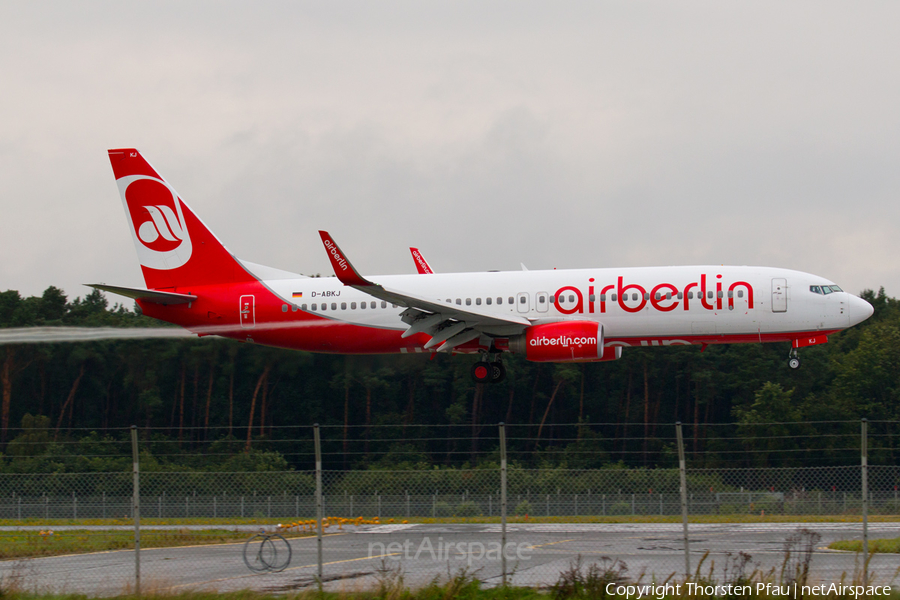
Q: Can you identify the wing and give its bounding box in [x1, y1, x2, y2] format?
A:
[319, 231, 529, 352]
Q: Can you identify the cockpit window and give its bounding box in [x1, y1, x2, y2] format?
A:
[810, 285, 842, 295]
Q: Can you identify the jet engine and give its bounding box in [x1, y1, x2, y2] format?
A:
[508, 321, 622, 362]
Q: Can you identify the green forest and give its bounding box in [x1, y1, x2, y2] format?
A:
[0, 285, 898, 473]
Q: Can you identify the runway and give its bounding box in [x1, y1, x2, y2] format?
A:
[2, 522, 896, 595]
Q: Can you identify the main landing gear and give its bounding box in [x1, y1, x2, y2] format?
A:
[788, 348, 801, 369]
[472, 357, 506, 384]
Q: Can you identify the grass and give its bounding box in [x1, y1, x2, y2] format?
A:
[0, 513, 896, 527]
[0, 529, 313, 560]
[829, 537, 900, 553]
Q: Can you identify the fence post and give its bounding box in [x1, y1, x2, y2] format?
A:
[314, 423, 324, 582]
[861, 418, 869, 586]
[676, 422, 691, 578]
[499, 422, 508, 586]
[131, 425, 141, 597]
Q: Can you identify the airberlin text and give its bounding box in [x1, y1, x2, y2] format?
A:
[555, 274, 754, 316]
[323, 240, 348, 272]
[530, 336, 596, 347]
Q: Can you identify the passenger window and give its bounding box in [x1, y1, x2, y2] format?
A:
[538, 296, 545, 304]
[567, 295, 573, 303]
[666, 293, 672, 300]
[600, 294, 606, 301]
[332, 303, 338, 310]
[392, 304, 398, 308]
[351, 302, 357, 309]
[497, 297, 503, 304]
[654, 293, 661, 301]
[360, 302, 366, 309]
[486, 297, 492, 305]
[633, 293, 639, 301]
[320, 303, 326, 311]
[677, 293, 682, 299]
[466, 298, 471, 306]
[292, 305, 299, 312]
[300, 304, 307, 310]
[381, 301, 387, 308]
[717, 291, 723, 299]
[549, 296, 555, 303]
[282, 304, 288, 312]
[476, 298, 482, 305]
[687, 292, 693, 300]
[707, 291, 713, 299]
[446, 299, 451, 303]
[508, 297, 514, 304]
[456, 298, 462, 305]
[642, 293, 648, 300]
[519, 296, 526, 304]
[589, 294, 595, 302]
[341, 302, 347, 310]
[611, 293, 617, 301]
[727, 291, 733, 298]
[738, 290, 744, 298]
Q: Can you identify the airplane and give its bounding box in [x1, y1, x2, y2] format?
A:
[90, 149, 875, 384]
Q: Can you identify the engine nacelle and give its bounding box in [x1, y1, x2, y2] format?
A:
[508, 321, 621, 363]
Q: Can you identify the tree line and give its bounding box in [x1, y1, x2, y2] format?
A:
[0, 285, 897, 473]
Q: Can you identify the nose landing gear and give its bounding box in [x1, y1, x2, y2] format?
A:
[788, 349, 800, 369]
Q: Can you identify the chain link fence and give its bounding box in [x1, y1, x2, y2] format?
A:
[0, 421, 896, 594]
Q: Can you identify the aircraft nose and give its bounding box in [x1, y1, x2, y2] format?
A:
[847, 294, 874, 326]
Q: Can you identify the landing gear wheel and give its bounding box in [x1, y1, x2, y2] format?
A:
[490, 362, 506, 383]
[471, 362, 491, 383]
[789, 357, 800, 369]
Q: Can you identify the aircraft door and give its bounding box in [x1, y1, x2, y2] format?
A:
[240, 295, 256, 328]
[535, 291, 549, 313]
[516, 292, 530, 313]
[771, 279, 787, 313]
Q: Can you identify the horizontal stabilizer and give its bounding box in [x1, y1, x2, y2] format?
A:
[85, 284, 197, 305]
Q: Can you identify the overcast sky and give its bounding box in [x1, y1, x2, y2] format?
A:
[2, 2, 898, 303]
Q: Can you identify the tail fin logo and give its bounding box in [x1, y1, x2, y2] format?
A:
[118, 175, 193, 270]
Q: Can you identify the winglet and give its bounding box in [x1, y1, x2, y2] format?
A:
[318, 231, 373, 287]
[409, 247, 434, 274]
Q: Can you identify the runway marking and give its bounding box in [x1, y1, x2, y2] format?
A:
[527, 539, 577, 549]
[168, 552, 402, 589]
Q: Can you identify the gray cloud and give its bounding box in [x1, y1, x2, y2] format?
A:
[1, 1, 897, 301]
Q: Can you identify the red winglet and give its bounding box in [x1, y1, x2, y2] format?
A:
[409, 247, 434, 274]
[318, 231, 372, 287]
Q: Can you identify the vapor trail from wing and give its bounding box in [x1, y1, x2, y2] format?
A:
[0, 327, 195, 344]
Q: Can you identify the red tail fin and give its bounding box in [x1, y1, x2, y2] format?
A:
[108, 149, 252, 290]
